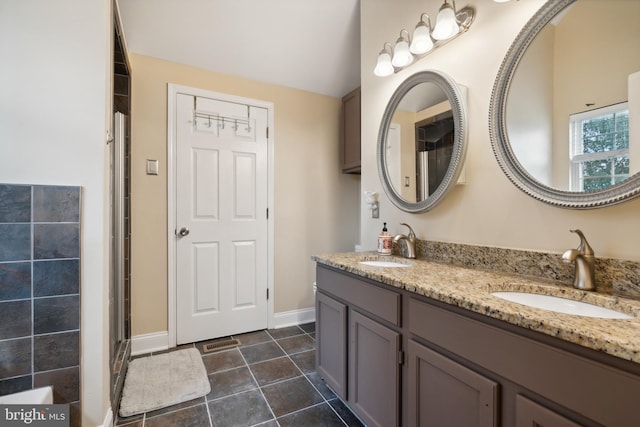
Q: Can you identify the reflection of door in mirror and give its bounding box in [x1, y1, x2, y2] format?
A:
[390, 99, 452, 202]
[386, 123, 403, 194]
[416, 111, 454, 200]
[507, 0, 640, 191]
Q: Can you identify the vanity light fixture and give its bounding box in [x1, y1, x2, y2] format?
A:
[391, 30, 414, 68]
[374, 1, 475, 76]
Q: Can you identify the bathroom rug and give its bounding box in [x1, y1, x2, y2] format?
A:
[119, 347, 211, 417]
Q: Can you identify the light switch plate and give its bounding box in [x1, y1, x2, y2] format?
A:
[146, 159, 159, 175]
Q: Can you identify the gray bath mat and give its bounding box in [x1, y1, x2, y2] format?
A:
[119, 348, 211, 417]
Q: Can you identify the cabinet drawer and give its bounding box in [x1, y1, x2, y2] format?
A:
[317, 265, 401, 326]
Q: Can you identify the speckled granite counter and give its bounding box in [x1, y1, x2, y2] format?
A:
[312, 252, 640, 364]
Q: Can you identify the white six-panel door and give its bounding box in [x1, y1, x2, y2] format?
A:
[175, 93, 269, 344]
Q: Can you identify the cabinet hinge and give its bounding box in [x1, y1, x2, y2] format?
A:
[398, 350, 405, 365]
[266, 127, 269, 138]
[266, 207, 269, 219]
[267, 288, 270, 300]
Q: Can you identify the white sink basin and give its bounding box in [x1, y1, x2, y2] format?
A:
[491, 292, 632, 319]
[359, 260, 410, 268]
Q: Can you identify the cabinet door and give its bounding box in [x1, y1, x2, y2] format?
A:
[515, 395, 582, 427]
[408, 340, 498, 427]
[341, 87, 361, 173]
[316, 291, 348, 399]
[349, 309, 400, 427]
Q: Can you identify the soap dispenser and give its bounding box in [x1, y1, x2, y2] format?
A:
[377, 222, 393, 255]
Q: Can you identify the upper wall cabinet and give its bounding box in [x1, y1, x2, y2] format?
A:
[341, 87, 361, 174]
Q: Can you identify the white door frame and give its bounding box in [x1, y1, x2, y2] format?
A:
[167, 83, 275, 348]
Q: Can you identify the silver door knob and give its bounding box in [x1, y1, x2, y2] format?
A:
[178, 227, 190, 237]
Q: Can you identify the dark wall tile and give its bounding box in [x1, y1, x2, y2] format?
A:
[33, 259, 79, 297]
[0, 185, 31, 223]
[34, 295, 79, 334]
[114, 94, 129, 115]
[0, 300, 31, 339]
[0, 224, 31, 261]
[0, 262, 31, 301]
[0, 375, 32, 397]
[114, 74, 129, 96]
[0, 338, 31, 379]
[34, 331, 79, 372]
[34, 224, 79, 259]
[33, 186, 80, 223]
[34, 366, 79, 404]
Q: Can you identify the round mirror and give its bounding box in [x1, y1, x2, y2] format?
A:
[378, 70, 468, 213]
[490, 0, 640, 208]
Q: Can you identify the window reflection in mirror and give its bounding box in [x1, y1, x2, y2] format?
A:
[506, 0, 640, 191]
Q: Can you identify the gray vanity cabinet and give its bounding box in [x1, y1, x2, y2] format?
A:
[316, 263, 640, 427]
[316, 291, 348, 399]
[407, 339, 498, 427]
[316, 265, 401, 427]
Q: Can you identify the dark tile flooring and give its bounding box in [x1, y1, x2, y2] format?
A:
[114, 323, 364, 427]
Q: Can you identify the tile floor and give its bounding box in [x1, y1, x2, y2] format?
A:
[114, 323, 364, 427]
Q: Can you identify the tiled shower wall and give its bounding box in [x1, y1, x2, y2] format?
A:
[0, 184, 80, 425]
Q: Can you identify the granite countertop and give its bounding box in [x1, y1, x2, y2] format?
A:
[312, 252, 640, 364]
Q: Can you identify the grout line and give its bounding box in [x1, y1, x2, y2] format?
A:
[267, 329, 351, 425]
[236, 344, 281, 427]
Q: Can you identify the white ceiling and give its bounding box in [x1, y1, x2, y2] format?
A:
[117, 0, 361, 98]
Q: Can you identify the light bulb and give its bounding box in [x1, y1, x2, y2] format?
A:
[432, 2, 459, 40]
[391, 32, 414, 68]
[374, 51, 393, 77]
[410, 21, 433, 55]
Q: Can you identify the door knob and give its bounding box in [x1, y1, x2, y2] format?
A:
[178, 227, 190, 237]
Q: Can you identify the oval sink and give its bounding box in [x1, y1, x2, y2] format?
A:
[359, 260, 410, 268]
[491, 292, 632, 319]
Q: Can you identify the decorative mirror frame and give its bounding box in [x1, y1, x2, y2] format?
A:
[377, 70, 468, 213]
[489, 0, 640, 209]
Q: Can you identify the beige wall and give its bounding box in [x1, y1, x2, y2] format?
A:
[361, 0, 640, 262]
[130, 54, 360, 336]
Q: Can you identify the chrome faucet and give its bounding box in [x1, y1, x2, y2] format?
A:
[393, 223, 416, 259]
[562, 229, 596, 291]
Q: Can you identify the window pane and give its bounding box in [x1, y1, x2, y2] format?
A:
[614, 156, 629, 175]
[583, 177, 613, 191]
[582, 159, 611, 177]
[614, 111, 629, 150]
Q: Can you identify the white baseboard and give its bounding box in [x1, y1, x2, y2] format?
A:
[273, 307, 316, 329]
[131, 331, 169, 356]
[101, 408, 113, 427]
[131, 309, 314, 355]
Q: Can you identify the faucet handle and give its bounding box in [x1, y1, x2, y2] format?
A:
[400, 223, 416, 239]
[569, 229, 594, 256]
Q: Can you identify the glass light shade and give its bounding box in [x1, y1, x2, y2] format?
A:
[432, 3, 459, 40]
[410, 23, 434, 55]
[374, 51, 394, 77]
[392, 38, 413, 68]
